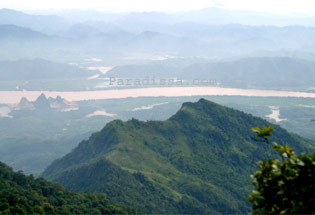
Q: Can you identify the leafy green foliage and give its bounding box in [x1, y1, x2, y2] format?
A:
[42, 99, 315, 214]
[0, 161, 135, 214]
[272, 144, 296, 158]
[250, 125, 274, 138]
[248, 126, 315, 214]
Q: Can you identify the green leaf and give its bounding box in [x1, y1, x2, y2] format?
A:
[251, 126, 274, 138]
[250, 127, 261, 133]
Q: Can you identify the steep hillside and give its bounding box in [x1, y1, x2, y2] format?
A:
[0, 161, 135, 214]
[42, 99, 314, 214]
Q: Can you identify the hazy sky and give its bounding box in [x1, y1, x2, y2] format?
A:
[1, 0, 315, 14]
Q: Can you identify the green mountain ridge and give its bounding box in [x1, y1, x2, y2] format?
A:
[42, 99, 315, 214]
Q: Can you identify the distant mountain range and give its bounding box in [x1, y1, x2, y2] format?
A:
[0, 24, 48, 39]
[2, 8, 315, 61]
[53, 7, 315, 27]
[181, 57, 315, 89]
[42, 99, 315, 214]
[0, 58, 96, 81]
[0, 8, 70, 33]
[174, 7, 315, 26]
[104, 57, 315, 90]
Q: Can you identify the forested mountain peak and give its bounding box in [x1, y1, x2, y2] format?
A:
[42, 99, 315, 214]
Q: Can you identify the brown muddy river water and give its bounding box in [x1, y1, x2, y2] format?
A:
[1, 87, 315, 104]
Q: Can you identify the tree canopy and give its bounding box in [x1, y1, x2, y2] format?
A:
[0, 161, 135, 214]
[248, 126, 315, 214]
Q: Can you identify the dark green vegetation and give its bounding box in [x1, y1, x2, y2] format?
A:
[0, 161, 135, 214]
[42, 99, 315, 214]
[248, 127, 315, 214]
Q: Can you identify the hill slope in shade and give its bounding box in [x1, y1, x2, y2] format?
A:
[0, 161, 135, 214]
[0, 58, 96, 81]
[42, 99, 315, 214]
[182, 57, 315, 88]
[104, 57, 315, 89]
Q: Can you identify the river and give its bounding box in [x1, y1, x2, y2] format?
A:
[0, 87, 315, 104]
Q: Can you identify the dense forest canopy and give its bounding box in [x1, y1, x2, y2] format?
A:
[0, 161, 135, 214]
